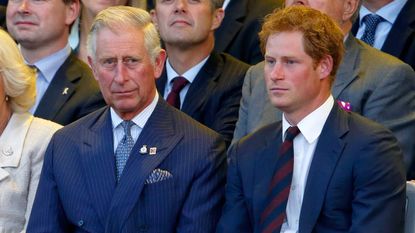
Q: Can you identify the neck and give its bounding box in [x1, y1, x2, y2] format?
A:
[363, 0, 394, 12]
[283, 89, 331, 126]
[164, 36, 214, 74]
[20, 37, 68, 64]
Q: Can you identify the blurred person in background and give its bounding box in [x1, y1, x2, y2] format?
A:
[0, 28, 62, 232]
[69, 0, 147, 63]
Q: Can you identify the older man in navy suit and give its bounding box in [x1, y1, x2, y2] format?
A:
[217, 6, 405, 233]
[27, 6, 226, 233]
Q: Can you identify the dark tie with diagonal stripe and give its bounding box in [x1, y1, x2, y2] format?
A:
[361, 14, 384, 46]
[260, 126, 300, 233]
[166, 76, 189, 109]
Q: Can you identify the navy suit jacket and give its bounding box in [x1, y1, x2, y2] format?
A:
[218, 104, 406, 233]
[156, 51, 249, 146]
[214, 0, 282, 65]
[352, 0, 415, 69]
[34, 53, 105, 125]
[27, 98, 227, 233]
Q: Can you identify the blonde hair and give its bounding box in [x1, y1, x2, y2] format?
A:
[0, 29, 36, 113]
[87, 6, 162, 64]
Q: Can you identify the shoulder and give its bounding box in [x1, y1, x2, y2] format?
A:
[30, 117, 63, 134]
[356, 39, 413, 71]
[217, 52, 250, 71]
[231, 122, 280, 158]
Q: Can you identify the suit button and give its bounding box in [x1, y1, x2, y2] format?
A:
[78, 220, 84, 227]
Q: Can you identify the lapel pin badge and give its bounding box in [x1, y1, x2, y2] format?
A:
[62, 87, 69, 95]
[149, 147, 157, 155]
[140, 145, 148, 154]
[1, 146, 14, 156]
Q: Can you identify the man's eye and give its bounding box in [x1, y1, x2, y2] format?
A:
[101, 58, 117, 68]
[124, 58, 139, 65]
[265, 59, 275, 65]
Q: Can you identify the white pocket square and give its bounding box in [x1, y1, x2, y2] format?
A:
[145, 168, 173, 184]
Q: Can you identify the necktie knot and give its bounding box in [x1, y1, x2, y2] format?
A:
[120, 120, 133, 137]
[361, 14, 384, 46]
[285, 126, 300, 142]
[171, 76, 189, 92]
[166, 76, 189, 108]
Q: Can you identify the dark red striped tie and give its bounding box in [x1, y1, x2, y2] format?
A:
[166, 76, 189, 109]
[260, 126, 300, 233]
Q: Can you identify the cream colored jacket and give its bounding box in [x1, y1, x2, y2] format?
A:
[0, 113, 61, 233]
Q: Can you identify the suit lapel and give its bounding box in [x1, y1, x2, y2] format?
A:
[252, 123, 282, 227]
[79, 107, 117, 225]
[381, 0, 415, 58]
[34, 53, 79, 120]
[155, 69, 167, 98]
[106, 99, 182, 230]
[214, 0, 247, 51]
[0, 113, 33, 181]
[332, 36, 361, 99]
[181, 51, 223, 116]
[299, 105, 348, 233]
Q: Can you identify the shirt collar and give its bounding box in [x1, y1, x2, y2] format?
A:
[111, 92, 159, 130]
[165, 56, 209, 84]
[28, 44, 72, 84]
[282, 95, 334, 144]
[359, 0, 407, 25]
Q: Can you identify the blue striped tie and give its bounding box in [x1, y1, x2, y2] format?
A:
[260, 126, 300, 233]
[361, 14, 384, 46]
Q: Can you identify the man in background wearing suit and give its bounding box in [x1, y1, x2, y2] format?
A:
[218, 6, 406, 233]
[151, 0, 249, 147]
[352, 0, 415, 70]
[6, 0, 105, 125]
[233, 0, 415, 179]
[214, 0, 283, 65]
[27, 6, 226, 233]
[0, 5, 5, 29]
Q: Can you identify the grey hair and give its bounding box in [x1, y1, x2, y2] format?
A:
[87, 6, 162, 64]
[0, 29, 36, 113]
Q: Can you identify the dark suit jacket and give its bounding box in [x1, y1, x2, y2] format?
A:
[214, 0, 282, 65]
[34, 53, 105, 125]
[233, 35, 415, 179]
[218, 104, 406, 233]
[0, 5, 6, 29]
[27, 98, 227, 233]
[352, 0, 415, 69]
[156, 51, 249, 146]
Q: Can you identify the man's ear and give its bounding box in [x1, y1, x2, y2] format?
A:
[154, 49, 166, 80]
[318, 55, 333, 80]
[342, 0, 359, 22]
[65, 0, 80, 26]
[87, 56, 99, 81]
[211, 8, 224, 31]
[150, 9, 159, 29]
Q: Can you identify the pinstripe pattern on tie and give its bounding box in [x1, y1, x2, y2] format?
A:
[361, 14, 384, 46]
[260, 126, 300, 233]
[115, 120, 135, 181]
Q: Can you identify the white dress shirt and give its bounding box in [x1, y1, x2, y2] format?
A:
[280, 95, 334, 233]
[111, 92, 159, 152]
[356, 0, 407, 49]
[163, 56, 209, 109]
